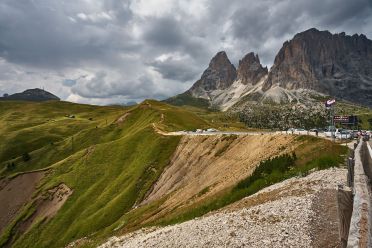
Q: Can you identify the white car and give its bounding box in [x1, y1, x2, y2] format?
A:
[325, 128, 339, 137]
[336, 131, 351, 139]
[206, 128, 218, 132]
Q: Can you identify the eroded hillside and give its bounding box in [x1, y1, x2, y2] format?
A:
[100, 168, 346, 248]
[141, 134, 298, 220]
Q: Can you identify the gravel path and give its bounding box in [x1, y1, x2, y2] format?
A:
[99, 168, 347, 248]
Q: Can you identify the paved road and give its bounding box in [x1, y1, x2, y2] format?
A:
[168, 131, 274, 136]
[168, 130, 328, 137]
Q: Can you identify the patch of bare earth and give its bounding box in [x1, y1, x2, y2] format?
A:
[1, 182, 72, 247]
[18, 183, 73, 234]
[0, 171, 44, 234]
[139, 134, 299, 223]
[99, 168, 346, 248]
[115, 112, 131, 124]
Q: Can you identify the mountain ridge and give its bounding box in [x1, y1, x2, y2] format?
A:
[0, 88, 60, 102]
[168, 28, 372, 109]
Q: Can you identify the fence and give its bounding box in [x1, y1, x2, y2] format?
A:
[345, 139, 372, 248]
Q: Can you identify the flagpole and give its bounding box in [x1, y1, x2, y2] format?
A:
[331, 104, 335, 142]
[326, 99, 336, 142]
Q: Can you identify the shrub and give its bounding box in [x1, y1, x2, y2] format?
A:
[236, 153, 296, 190]
[22, 152, 31, 162]
[6, 162, 16, 170]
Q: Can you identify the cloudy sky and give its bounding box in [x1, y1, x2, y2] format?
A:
[0, 0, 371, 105]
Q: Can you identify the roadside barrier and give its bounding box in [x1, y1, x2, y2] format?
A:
[346, 139, 372, 248]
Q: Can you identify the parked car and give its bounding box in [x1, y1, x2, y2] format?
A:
[350, 130, 359, 139]
[335, 130, 351, 139]
[294, 128, 306, 132]
[324, 128, 351, 139]
[287, 128, 295, 133]
[206, 128, 218, 132]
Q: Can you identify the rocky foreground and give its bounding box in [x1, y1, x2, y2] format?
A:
[99, 168, 346, 248]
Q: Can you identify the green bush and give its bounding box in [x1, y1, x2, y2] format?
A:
[22, 152, 31, 162]
[236, 153, 296, 190]
[6, 162, 16, 170]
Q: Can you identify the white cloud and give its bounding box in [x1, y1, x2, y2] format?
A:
[77, 11, 113, 23]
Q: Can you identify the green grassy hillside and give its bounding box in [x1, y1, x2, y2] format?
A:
[0, 100, 210, 247]
[163, 92, 210, 109]
[0, 100, 125, 172]
[0, 99, 350, 248]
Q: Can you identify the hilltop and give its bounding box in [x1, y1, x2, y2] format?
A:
[0, 88, 60, 102]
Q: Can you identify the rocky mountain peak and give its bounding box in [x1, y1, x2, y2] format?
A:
[208, 51, 230, 68]
[237, 52, 268, 85]
[188, 51, 237, 98]
[169, 28, 372, 109]
[263, 28, 372, 106]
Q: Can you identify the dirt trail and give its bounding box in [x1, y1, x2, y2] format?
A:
[140, 134, 299, 222]
[115, 112, 131, 124]
[0, 171, 44, 234]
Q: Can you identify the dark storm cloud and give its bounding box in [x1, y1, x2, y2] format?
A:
[228, 0, 372, 65]
[143, 17, 185, 48]
[0, 0, 371, 104]
[70, 71, 167, 100]
[140, 15, 211, 62]
[0, 0, 135, 68]
[148, 57, 200, 82]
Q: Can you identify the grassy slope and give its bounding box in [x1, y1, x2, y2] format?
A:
[0, 101, 125, 173]
[0, 100, 210, 248]
[0, 99, 350, 248]
[163, 92, 210, 109]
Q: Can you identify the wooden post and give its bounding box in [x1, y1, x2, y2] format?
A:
[337, 185, 353, 248]
[347, 158, 354, 188]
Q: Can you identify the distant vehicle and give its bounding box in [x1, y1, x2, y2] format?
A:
[325, 127, 337, 137]
[362, 134, 370, 141]
[309, 128, 318, 132]
[335, 130, 351, 139]
[195, 129, 203, 133]
[295, 128, 306, 131]
[294, 128, 306, 133]
[350, 131, 359, 139]
[324, 128, 351, 139]
[287, 128, 295, 132]
[206, 128, 218, 132]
